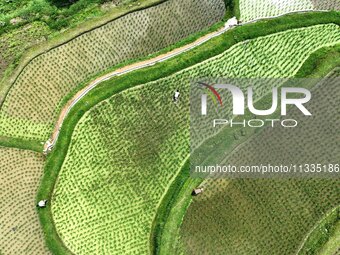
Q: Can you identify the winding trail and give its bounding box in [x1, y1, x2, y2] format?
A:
[43, 10, 329, 153]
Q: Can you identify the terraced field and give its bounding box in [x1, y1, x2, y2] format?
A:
[51, 24, 340, 255]
[0, 0, 225, 142]
[180, 70, 340, 255]
[0, 1, 339, 254]
[181, 179, 340, 255]
[0, 147, 48, 255]
[311, 0, 340, 10]
[239, 0, 340, 21]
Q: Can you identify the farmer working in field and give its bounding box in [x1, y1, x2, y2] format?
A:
[173, 89, 180, 103]
[37, 200, 48, 208]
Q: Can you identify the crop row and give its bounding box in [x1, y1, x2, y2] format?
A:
[0, 0, 225, 142]
[311, 0, 340, 10]
[180, 71, 340, 254]
[189, 24, 340, 148]
[239, 0, 340, 21]
[0, 146, 49, 255]
[181, 178, 339, 254]
[52, 80, 190, 254]
[52, 24, 340, 255]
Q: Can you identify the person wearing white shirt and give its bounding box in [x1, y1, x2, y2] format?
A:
[173, 89, 180, 103]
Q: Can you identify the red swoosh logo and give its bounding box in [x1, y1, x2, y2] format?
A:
[198, 82, 223, 106]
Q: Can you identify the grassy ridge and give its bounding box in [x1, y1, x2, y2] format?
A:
[298, 207, 340, 255]
[150, 161, 198, 254]
[0, 135, 43, 153]
[295, 44, 340, 78]
[315, 221, 340, 255]
[36, 12, 340, 255]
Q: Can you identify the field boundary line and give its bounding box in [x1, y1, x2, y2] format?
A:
[149, 155, 190, 254]
[0, 136, 43, 152]
[296, 206, 340, 255]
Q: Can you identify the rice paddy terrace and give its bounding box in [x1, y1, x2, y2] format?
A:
[0, 0, 339, 255]
[239, 0, 340, 21]
[51, 24, 340, 254]
[180, 70, 340, 255]
[0, 146, 48, 255]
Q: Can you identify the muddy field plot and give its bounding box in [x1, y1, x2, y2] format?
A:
[0, 147, 49, 255]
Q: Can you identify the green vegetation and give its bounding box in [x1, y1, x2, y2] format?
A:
[154, 32, 340, 255]
[296, 44, 340, 78]
[181, 179, 339, 255]
[224, 0, 240, 19]
[155, 79, 340, 255]
[0, 21, 51, 79]
[239, 0, 339, 21]
[299, 207, 339, 255]
[0, 1, 337, 255]
[52, 78, 190, 254]
[317, 221, 340, 255]
[0, 135, 43, 152]
[0, 146, 48, 254]
[37, 23, 340, 254]
[151, 162, 200, 255]
[0, 0, 225, 141]
[0, 0, 158, 79]
[0, 0, 131, 34]
[1, 10, 340, 144]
